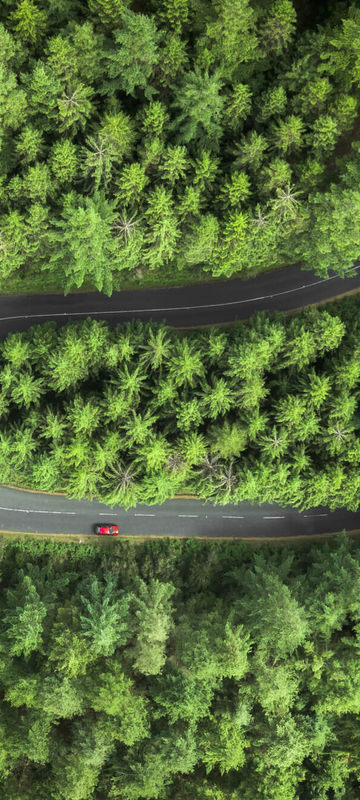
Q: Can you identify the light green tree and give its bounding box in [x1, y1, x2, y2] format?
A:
[131, 579, 175, 675]
[107, 11, 161, 98]
[9, 0, 47, 44]
[3, 574, 47, 659]
[79, 576, 129, 657]
[171, 68, 225, 148]
[48, 192, 118, 294]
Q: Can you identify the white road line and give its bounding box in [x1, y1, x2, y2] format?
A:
[263, 515, 285, 519]
[134, 513, 155, 517]
[0, 267, 359, 323]
[98, 512, 118, 517]
[0, 505, 76, 515]
[222, 515, 244, 519]
[178, 514, 199, 518]
[304, 513, 328, 518]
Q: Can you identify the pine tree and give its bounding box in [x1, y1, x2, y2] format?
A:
[203, 0, 258, 79]
[15, 125, 44, 164]
[171, 67, 225, 148]
[9, 0, 47, 45]
[183, 214, 219, 265]
[117, 162, 148, 206]
[158, 31, 189, 84]
[48, 192, 118, 294]
[3, 574, 47, 659]
[99, 110, 136, 161]
[303, 187, 360, 277]
[157, 0, 189, 33]
[57, 83, 94, 133]
[81, 134, 115, 190]
[106, 11, 161, 98]
[224, 83, 252, 132]
[159, 145, 189, 185]
[131, 579, 174, 675]
[79, 576, 129, 657]
[88, 0, 129, 26]
[270, 115, 305, 154]
[310, 114, 339, 155]
[259, 0, 296, 56]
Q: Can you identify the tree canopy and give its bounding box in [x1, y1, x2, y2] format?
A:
[1, 1, 360, 293]
[0, 532, 358, 798]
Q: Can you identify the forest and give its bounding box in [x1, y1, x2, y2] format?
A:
[1, 0, 360, 293]
[1, 297, 360, 510]
[0, 532, 359, 799]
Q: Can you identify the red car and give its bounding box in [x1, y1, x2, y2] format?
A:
[94, 523, 119, 536]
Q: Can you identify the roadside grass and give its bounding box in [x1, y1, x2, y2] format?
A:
[0, 529, 359, 547]
[0, 258, 295, 297]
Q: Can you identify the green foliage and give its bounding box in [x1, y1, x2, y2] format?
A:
[183, 214, 219, 265]
[202, 0, 259, 79]
[158, 31, 188, 85]
[0, 534, 359, 797]
[3, 573, 47, 658]
[79, 575, 129, 656]
[0, 2, 359, 289]
[50, 139, 78, 183]
[259, 0, 296, 56]
[106, 11, 161, 98]
[57, 83, 94, 133]
[160, 145, 189, 185]
[117, 162, 148, 206]
[257, 84, 287, 122]
[16, 125, 44, 164]
[224, 83, 252, 131]
[88, 0, 128, 26]
[48, 192, 118, 294]
[99, 110, 136, 162]
[131, 579, 174, 675]
[303, 187, 360, 277]
[158, 0, 189, 33]
[9, 0, 47, 44]
[172, 68, 225, 148]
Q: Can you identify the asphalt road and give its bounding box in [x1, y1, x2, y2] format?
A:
[0, 487, 360, 538]
[1, 263, 360, 336]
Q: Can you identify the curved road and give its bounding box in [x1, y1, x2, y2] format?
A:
[1, 263, 360, 335]
[1, 487, 360, 538]
[1, 264, 360, 537]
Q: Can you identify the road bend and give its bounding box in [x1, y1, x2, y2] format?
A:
[0, 264, 360, 335]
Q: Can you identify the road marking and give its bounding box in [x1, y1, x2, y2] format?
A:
[222, 515, 244, 519]
[0, 267, 359, 323]
[134, 513, 155, 517]
[304, 513, 328, 518]
[0, 505, 76, 515]
[263, 515, 285, 519]
[178, 514, 199, 518]
[98, 512, 118, 517]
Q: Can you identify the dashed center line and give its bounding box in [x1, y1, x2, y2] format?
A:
[178, 514, 199, 518]
[134, 513, 155, 517]
[0, 505, 76, 515]
[263, 515, 285, 519]
[222, 515, 244, 519]
[304, 513, 328, 518]
[99, 512, 118, 517]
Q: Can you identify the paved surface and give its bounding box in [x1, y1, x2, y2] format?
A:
[1, 263, 360, 335]
[0, 488, 360, 538]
